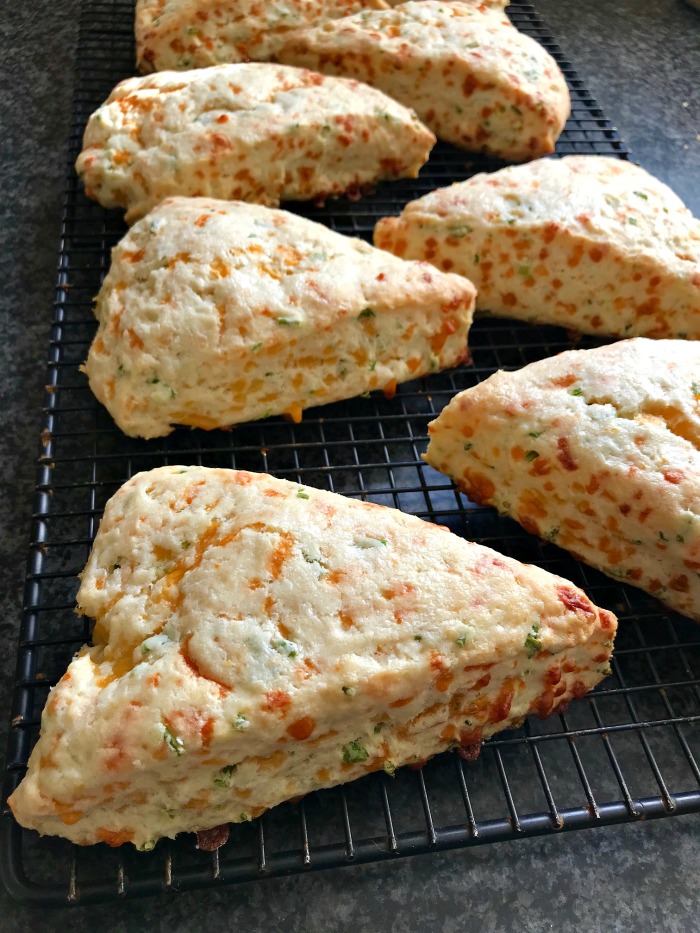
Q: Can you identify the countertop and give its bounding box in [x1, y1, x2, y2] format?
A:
[0, 1, 698, 930]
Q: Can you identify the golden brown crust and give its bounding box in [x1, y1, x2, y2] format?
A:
[426, 338, 700, 620]
[374, 156, 700, 339]
[9, 466, 616, 847]
[277, 1, 569, 159]
[84, 197, 475, 437]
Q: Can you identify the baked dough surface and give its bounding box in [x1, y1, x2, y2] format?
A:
[84, 197, 475, 437]
[9, 466, 616, 847]
[277, 0, 569, 159]
[374, 156, 700, 339]
[135, 0, 395, 72]
[425, 338, 700, 619]
[76, 63, 435, 223]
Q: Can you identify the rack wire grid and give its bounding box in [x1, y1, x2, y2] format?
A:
[2, 0, 699, 908]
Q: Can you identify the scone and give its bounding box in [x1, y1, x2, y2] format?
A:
[374, 156, 700, 339]
[8, 466, 616, 848]
[135, 0, 393, 72]
[425, 338, 700, 620]
[75, 63, 435, 223]
[83, 197, 475, 438]
[276, 1, 569, 160]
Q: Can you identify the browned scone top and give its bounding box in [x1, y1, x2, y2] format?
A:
[276, 0, 569, 160]
[9, 466, 615, 848]
[135, 0, 407, 72]
[75, 63, 435, 223]
[425, 338, 700, 620]
[135, 0, 510, 72]
[84, 198, 475, 438]
[374, 156, 700, 340]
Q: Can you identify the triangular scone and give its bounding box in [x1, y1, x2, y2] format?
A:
[134, 0, 510, 73]
[374, 156, 700, 339]
[83, 197, 475, 438]
[75, 64, 435, 224]
[426, 338, 700, 620]
[276, 1, 569, 160]
[136, 0, 395, 72]
[9, 466, 615, 848]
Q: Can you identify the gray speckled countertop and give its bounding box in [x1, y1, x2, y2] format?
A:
[1, 1, 699, 929]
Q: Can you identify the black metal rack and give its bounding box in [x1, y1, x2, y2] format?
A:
[2, 0, 699, 907]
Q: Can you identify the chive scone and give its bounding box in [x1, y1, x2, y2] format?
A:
[425, 338, 700, 620]
[135, 0, 512, 73]
[9, 466, 616, 848]
[75, 63, 435, 224]
[84, 197, 475, 438]
[374, 156, 700, 339]
[276, 0, 569, 160]
[135, 0, 394, 72]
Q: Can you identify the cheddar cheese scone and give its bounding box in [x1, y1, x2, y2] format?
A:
[276, 1, 569, 160]
[374, 156, 700, 339]
[75, 64, 435, 224]
[425, 339, 700, 620]
[135, 0, 393, 72]
[84, 197, 475, 438]
[135, 0, 513, 73]
[9, 466, 616, 848]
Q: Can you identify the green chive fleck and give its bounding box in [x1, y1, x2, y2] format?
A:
[213, 764, 238, 788]
[342, 740, 369, 764]
[163, 726, 184, 756]
[273, 640, 298, 658]
[355, 536, 388, 549]
[524, 623, 542, 659]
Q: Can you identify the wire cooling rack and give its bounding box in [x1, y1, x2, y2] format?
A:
[2, 0, 699, 908]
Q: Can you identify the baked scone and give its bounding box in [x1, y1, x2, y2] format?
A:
[83, 197, 475, 438]
[425, 338, 700, 620]
[8, 466, 616, 848]
[135, 0, 394, 72]
[75, 64, 435, 224]
[276, 1, 569, 160]
[374, 156, 700, 339]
